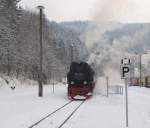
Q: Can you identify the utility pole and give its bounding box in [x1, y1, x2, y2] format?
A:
[37, 5, 44, 97]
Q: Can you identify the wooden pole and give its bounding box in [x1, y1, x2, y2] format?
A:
[37, 6, 44, 97]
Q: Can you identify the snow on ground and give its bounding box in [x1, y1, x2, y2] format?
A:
[65, 87, 150, 128]
[0, 83, 68, 128]
[0, 82, 150, 128]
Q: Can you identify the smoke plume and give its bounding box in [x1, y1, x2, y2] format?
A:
[85, 0, 150, 94]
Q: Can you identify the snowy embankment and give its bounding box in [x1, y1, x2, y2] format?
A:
[0, 77, 68, 128]
[0, 77, 150, 128]
[68, 87, 150, 128]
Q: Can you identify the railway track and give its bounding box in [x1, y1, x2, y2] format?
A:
[57, 100, 85, 128]
[28, 100, 85, 128]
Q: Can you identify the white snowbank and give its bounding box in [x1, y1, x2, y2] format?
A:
[0, 77, 150, 128]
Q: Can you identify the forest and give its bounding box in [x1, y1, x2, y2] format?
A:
[0, 0, 88, 83]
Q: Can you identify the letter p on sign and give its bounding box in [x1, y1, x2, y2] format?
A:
[121, 65, 130, 79]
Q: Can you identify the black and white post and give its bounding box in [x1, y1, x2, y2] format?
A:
[121, 58, 130, 127]
[125, 77, 128, 127]
[37, 5, 44, 97]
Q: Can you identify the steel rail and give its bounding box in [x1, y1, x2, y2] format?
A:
[28, 101, 73, 128]
[58, 100, 85, 128]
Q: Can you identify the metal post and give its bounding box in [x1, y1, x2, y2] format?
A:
[70, 44, 74, 63]
[53, 72, 55, 94]
[139, 54, 142, 87]
[37, 6, 44, 97]
[7, 41, 10, 76]
[106, 76, 109, 97]
[125, 78, 129, 127]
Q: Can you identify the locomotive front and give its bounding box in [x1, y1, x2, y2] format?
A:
[67, 62, 95, 100]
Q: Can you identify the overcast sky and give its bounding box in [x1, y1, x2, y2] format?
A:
[20, 0, 150, 23]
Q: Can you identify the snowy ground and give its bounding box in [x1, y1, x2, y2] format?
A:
[0, 84, 150, 128]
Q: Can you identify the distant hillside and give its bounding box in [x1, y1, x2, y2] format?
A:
[62, 21, 150, 76]
[48, 21, 89, 62]
[60, 21, 97, 35]
[61, 21, 150, 53]
[103, 23, 150, 53]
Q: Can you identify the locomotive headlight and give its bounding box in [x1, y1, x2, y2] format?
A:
[83, 81, 87, 85]
[70, 81, 74, 85]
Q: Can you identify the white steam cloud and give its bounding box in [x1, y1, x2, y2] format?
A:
[92, 0, 134, 23]
[85, 0, 150, 94]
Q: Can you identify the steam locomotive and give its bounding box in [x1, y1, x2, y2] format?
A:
[67, 62, 95, 100]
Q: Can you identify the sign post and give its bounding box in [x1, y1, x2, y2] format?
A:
[106, 76, 109, 97]
[121, 58, 130, 127]
[52, 73, 55, 94]
[125, 78, 128, 127]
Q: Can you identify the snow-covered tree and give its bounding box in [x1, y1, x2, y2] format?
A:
[0, 0, 21, 75]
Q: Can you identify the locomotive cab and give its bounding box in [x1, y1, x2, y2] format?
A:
[67, 62, 95, 100]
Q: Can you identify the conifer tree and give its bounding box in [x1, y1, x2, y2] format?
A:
[0, 0, 21, 75]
